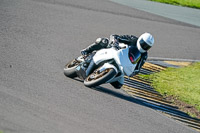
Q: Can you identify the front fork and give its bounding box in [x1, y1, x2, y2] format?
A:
[75, 54, 95, 80]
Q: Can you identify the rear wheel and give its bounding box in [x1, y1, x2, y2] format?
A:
[84, 68, 117, 87]
[64, 59, 81, 78]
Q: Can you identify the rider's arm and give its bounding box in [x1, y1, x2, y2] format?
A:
[110, 34, 138, 45]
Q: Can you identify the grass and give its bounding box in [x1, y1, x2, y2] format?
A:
[150, 0, 200, 9]
[140, 62, 200, 112]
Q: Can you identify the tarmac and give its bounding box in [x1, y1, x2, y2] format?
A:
[0, 0, 199, 133]
[110, 0, 200, 27]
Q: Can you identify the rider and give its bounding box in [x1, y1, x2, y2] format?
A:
[81, 32, 154, 89]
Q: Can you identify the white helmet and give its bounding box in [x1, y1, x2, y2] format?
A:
[137, 32, 154, 53]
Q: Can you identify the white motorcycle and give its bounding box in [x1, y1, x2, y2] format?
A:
[64, 43, 141, 88]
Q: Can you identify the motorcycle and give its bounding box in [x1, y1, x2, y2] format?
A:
[64, 43, 141, 88]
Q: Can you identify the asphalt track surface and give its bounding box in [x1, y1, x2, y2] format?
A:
[0, 0, 200, 133]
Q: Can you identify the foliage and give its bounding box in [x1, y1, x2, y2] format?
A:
[150, 0, 200, 9]
[140, 62, 200, 111]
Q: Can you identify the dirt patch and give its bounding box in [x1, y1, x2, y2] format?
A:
[165, 95, 200, 119]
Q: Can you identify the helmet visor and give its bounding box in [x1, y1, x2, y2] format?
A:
[129, 46, 141, 64]
[139, 39, 151, 51]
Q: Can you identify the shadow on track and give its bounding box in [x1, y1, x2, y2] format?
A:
[68, 76, 200, 131]
[91, 86, 200, 131]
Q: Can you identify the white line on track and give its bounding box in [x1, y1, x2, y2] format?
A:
[148, 57, 200, 62]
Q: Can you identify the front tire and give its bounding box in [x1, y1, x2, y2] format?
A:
[84, 68, 117, 87]
[64, 59, 80, 78]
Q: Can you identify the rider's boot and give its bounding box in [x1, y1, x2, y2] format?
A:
[110, 77, 124, 89]
[110, 81, 123, 89]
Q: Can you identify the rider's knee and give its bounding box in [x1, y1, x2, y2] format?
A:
[95, 38, 109, 48]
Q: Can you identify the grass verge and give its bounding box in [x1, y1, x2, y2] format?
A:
[140, 62, 200, 117]
[150, 0, 200, 9]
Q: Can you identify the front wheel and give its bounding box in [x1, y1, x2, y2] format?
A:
[64, 59, 81, 78]
[84, 68, 117, 87]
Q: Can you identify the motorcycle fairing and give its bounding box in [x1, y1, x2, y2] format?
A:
[76, 62, 87, 80]
[93, 46, 137, 77]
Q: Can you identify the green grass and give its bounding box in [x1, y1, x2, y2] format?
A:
[140, 62, 200, 111]
[150, 0, 200, 9]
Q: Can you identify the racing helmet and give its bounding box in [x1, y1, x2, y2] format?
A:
[137, 33, 154, 53]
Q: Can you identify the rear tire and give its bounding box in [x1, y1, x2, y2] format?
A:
[64, 59, 80, 78]
[84, 68, 117, 87]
